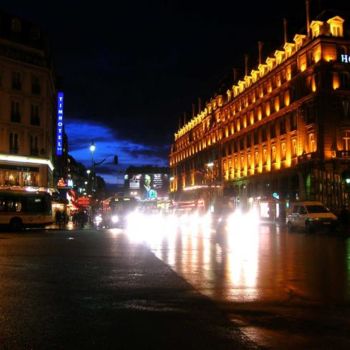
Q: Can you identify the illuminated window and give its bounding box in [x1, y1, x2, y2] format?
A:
[230, 123, 234, 135]
[281, 142, 286, 159]
[250, 111, 254, 125]
[236, 118, 241, 131]
[263, 148, 267, 164]
[291, 138, 297, 156]
[309, 133, 316, 152]
[271, 145, 277, 163]
[343, 130, 350, 150]
[255, 150, 259, 164]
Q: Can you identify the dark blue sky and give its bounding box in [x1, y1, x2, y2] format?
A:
[1, 0, 347, 184]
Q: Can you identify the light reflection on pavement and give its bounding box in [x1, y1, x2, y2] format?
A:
[121, 213, 350, 348]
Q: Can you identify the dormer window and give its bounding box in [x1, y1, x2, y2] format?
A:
[327, 16, 344, 37]
[266, 57, 275, 71]
[310, 20, 323, 38]
[293, 34, 307, 50]
[274, 50, 285, 65]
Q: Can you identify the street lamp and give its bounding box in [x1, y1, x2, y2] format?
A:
[89, 141, 96, 194]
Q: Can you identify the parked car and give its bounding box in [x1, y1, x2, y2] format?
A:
[286, 201, 337, 233]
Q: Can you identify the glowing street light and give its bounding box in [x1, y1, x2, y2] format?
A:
[207, 162, 214, 168]
[89, 142, 96, 153]
[89, 141, 96, 194]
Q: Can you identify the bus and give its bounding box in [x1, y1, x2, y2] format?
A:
[0, 190, 53, 230]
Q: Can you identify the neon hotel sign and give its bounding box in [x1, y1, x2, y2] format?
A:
[341, 54, 350, 63]
[56, 92, 64, 156]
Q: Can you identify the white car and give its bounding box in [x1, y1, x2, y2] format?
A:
[286, 201, 337, 233]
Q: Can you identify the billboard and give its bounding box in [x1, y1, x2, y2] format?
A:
[128, 173, 169, 199]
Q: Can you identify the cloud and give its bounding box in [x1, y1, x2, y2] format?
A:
[65, 118, 169, 184]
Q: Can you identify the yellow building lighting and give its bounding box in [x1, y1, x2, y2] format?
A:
[333, 72, 340, 90]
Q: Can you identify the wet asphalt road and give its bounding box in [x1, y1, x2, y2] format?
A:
[0, 229, 256, 350]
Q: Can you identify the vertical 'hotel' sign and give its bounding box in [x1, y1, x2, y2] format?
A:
[56, 92, 64, 156]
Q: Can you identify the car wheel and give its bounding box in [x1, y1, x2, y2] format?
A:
[10, 218, 23, 232]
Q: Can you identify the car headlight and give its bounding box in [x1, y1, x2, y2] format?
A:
[94, 215, 102, 224]
[111, 215, 119, 223]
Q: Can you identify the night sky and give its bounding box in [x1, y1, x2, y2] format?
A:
[1, 0, 347, 185]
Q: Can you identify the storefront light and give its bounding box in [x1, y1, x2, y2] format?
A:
[0, 154, 54, 171]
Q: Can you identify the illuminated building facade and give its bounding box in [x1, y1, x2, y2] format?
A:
[170, 11, 350, 212]
[0, 11, 55, 189]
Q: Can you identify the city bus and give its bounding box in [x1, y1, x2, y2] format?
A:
[0, 190, 53, 230]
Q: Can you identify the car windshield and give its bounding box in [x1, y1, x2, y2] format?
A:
[306, 205, 329, 213]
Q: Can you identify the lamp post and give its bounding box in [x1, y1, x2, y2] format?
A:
[206, 162, 214, 211]
[89, 141, 96, 194]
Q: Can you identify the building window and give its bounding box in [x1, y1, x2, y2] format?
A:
[9, 133, 19, 154]
[11, 18, 21, 33]
[280, 118, 286, 135]
[309, 133, 316, 152]
[340, 72, 350, 89]
[343, 130, 350, 151]
[30, 136, 39, 156]
[32, 76, 41, 95]
[11, 101, 21, 123]
[254, 130, 259, 145]
[247, 134, 252, 148]
[304, 104, 316, 124]
[248, 153, 251, 168]
[12, 72, 21, 90]
[236, 118, 241, 131]
[263, 148, 267, 164]
[239, 138, 244, 151]
[262, 127, 267, 142]
[270, 123, 276, 139]
[271, 145, 277, 163]
[281, 142, 287, 160]
[30, 105, 40, 125]
[255, 150, 259, 165]
[291, 138, 297, 156]
[290, 112, 297, 131]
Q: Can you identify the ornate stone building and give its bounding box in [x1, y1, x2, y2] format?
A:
[0, 11, 56, 189]
[170, 11, 350, 213]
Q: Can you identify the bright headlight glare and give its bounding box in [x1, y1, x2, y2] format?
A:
[111, 215, 119, 223]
